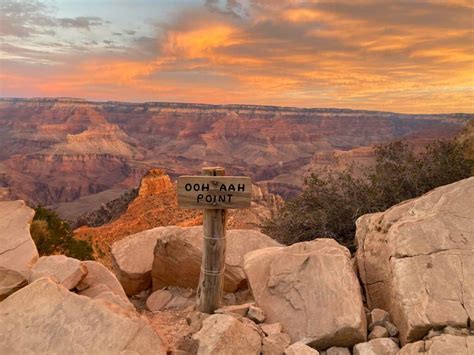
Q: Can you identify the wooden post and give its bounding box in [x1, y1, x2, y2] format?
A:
[197, 167, 227, 313]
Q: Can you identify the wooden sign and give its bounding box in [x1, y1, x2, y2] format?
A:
[177, 167, 252, 314]
[177, 176, 252, 209]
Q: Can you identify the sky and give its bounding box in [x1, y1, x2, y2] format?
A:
[1, 0, 473, 113]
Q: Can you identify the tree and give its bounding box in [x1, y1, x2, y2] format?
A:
[31, 206, 94, 260]
[262, 140, 473, 250]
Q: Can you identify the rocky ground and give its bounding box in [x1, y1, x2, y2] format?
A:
[0, 177, 473, 354]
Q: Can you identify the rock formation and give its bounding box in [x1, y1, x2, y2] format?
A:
[1, 98, 468, 206]
[0, 200, 38, 275]
[356, 177, 474, 345]
[244, 238, 367, 349]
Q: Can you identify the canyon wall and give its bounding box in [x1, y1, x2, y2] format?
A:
[0, 98, 470, 206]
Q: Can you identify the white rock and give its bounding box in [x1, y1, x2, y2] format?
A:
[244, 238, 366, 349]
[0, 278, 167, 354]
[356, 177, 474, 345]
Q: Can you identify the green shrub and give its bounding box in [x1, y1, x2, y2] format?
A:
[31, 206, 94, 260]
[262, 140, 473, 250]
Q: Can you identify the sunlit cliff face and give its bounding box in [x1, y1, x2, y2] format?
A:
[1, 0, 473, 113]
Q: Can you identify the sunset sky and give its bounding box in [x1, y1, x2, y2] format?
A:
[1, 0, 473, 113]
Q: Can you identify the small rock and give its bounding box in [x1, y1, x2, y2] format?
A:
[383, 321, 399, 337]
[164, 295, 194, 310]
[353, 338, 399, 355]
[284, 342, 319, 355]
[215, 302, 254, 317]
[175, 335, 199, 354]
[326, 347, 350, 355]
[146, 289, 173, 311]
[247, 305, 265, 323]
[260, 323, 283, 336]
[78, 284, 110, 298]
[368, 325, 389, 340]
[370, 308, 390, 325]
[186, 311, 210, 334]
[192, 314, 261, 354]
[30, 255, 87, 290]
[262, 333, 291, 354]
[0, 267, 27, 301]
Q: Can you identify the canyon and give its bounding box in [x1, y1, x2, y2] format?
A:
[0, 98, 470, 210]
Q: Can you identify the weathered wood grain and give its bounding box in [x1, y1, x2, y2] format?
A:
[196, 167, 227, 314]
[177, 175, 251, 209]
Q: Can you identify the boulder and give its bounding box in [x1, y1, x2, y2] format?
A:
[111, 226, 181, 295]
[30, 255, 87, 290]
[356, 177, 474, 345]
[0, 278, 167, 354]
[285, 342, 319, 355]
[0, 267, 27, 301]
[192, 314, 261, 354]
[398, 334, 474, 354]
[353, 338, 399, 355]
[146, 289, 173, 312]
[77, 260, 128, 301]
[247, 305, 265, 323]
[368, 325, 389, 340]
[151, 226, 281, 292]
[244, 238, 366, 349]
[261, 323, 283, 336]
[0, 201, 38, 275]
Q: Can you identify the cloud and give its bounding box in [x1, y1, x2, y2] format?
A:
[1, 0, 473, 113]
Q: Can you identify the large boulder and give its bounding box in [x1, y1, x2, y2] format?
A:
[398, 334, 474, 354]
[111, 225, 280, 295]
[192, 314, 261, 354]
[244, 238, 366, 349]
[0, 201, 38, 275]
[353, 338, 399, 355]
[111, 226, 182, 295]
[30, 255, 87, 290]
[0, 278, 167, 354]
[356, 177, 474, 345]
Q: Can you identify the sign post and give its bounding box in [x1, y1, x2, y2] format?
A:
[177, 167, 251, 313]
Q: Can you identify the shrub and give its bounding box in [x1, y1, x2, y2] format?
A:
[262, 140, 473, 250]
[31, 206, 94, 260]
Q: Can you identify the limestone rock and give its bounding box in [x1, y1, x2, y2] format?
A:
[0, 201, 38, 275]
[0, 267, 27, 301]
[77, 260, 128, 301]
[326, 347, 351, 355]
[353, 338, 399, 355]
[152, 226, 281, 292]
[284, 342, 319, 355]
[192, 314, 261, 355]
[111, 226, 180, 295]
[262, 332, 291, 354]
[0, 278, 167, 354]
[398, 334, 474, 354]
[356, 177, 474, 345]
[30, 255, 87, 290]
[244, 238, 366, 349]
